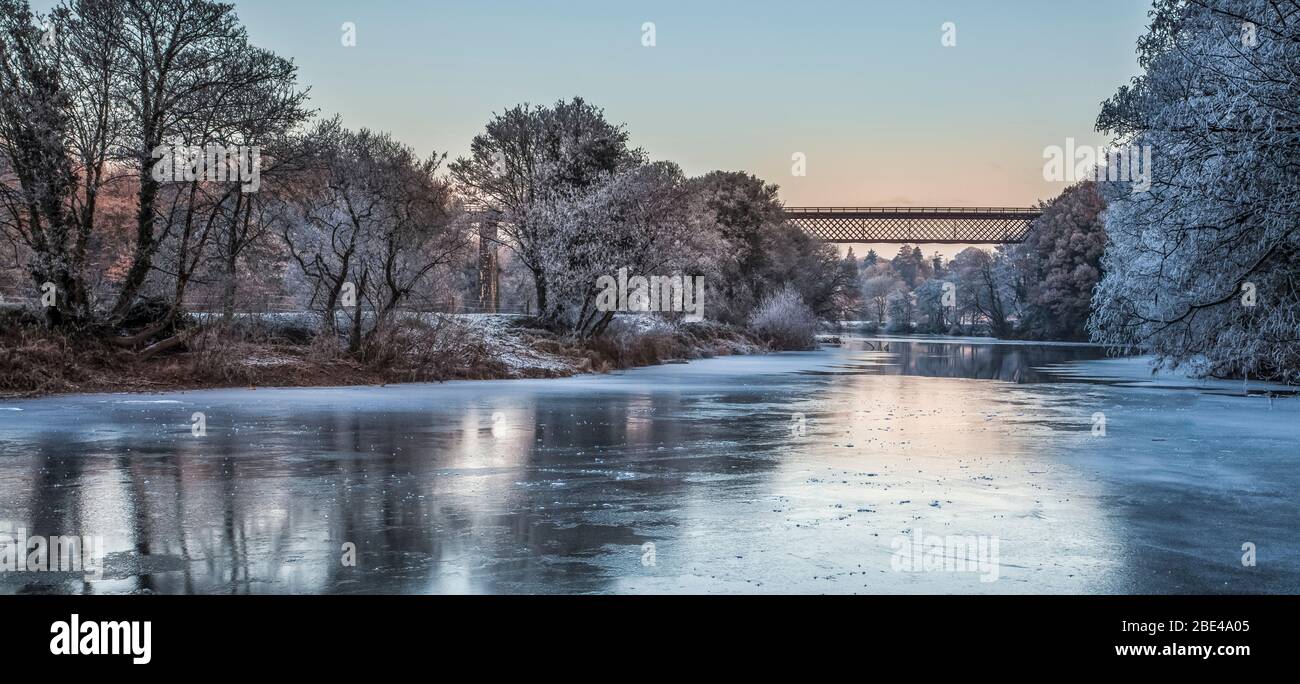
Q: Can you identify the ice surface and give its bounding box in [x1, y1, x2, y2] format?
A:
[0, 337, 1295, 594]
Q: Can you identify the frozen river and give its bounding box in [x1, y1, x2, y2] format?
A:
[1, 336, 1297, 594]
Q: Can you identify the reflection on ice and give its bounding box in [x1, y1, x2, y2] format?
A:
[0, 337, 1296, 594]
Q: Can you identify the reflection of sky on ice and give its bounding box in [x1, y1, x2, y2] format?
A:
[0, 337, 1296, 594]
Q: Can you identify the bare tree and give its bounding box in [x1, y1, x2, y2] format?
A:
[0, 0, 307, 338]
[136, 38, 310, 349]
[106, 0, 306, 323]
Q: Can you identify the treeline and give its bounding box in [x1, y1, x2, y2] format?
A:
[10, 0, 1288, 384]
[0, 0, 853, 363]
[842, 181, 1106, 342]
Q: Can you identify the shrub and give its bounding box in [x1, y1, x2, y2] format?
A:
[748, 284, 819, 350]
[362, 314, 503, 381]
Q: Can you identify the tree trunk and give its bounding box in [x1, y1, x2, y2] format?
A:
[221, 261, 237, 323]
[477, 221, 498, 313]
[221, 196, 247, 323]
[348, 271, 367, 355]
[532, 269, 547, 318]
[111, 163, 160, 321]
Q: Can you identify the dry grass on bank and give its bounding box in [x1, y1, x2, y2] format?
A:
[0, 310, 768, 398]
[583, 320, 760, 371]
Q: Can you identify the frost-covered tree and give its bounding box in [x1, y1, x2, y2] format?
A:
[1090, 0, 1300, 382]
[282, 120, 463, 353]
[885, 288, 914, 333]
[836, 248, 862, 319]
[1009, 181, 1106, 341]
[450, 98, 642, 314]
[687, 170, 785, 324]
[861, 264, 900, 325]
[950, 247, 1014, 337]
[762, 224, 855, 321]
[890, 244, 931, 288]
[684, 171, 850, 325]
[0, 0, 80, 324]
[913, 279, 950, 333]
[530, 160, 694, 336]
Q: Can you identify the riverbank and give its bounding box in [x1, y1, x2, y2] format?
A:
[0, 312, 765, 398]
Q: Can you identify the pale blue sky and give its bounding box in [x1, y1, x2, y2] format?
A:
[35, 0, 1152, 206]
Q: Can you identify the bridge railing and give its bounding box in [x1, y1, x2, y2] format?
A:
[780, 206, 1043, 243]
[783, 206, 1041, 215]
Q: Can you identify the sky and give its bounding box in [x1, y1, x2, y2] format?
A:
[32, 0, 1152, 208]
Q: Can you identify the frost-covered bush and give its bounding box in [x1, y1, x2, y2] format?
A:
[884, 290, 914, 333]
[749, 284, 819, 350]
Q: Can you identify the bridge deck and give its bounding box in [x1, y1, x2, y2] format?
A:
[784, 206, 1042, 244]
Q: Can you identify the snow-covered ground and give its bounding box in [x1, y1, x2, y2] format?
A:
[1042, 356, 1298, 396]
[458, 314, 585, 376]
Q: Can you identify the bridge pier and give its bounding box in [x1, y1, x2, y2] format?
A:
[477, 220, 499, 313]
